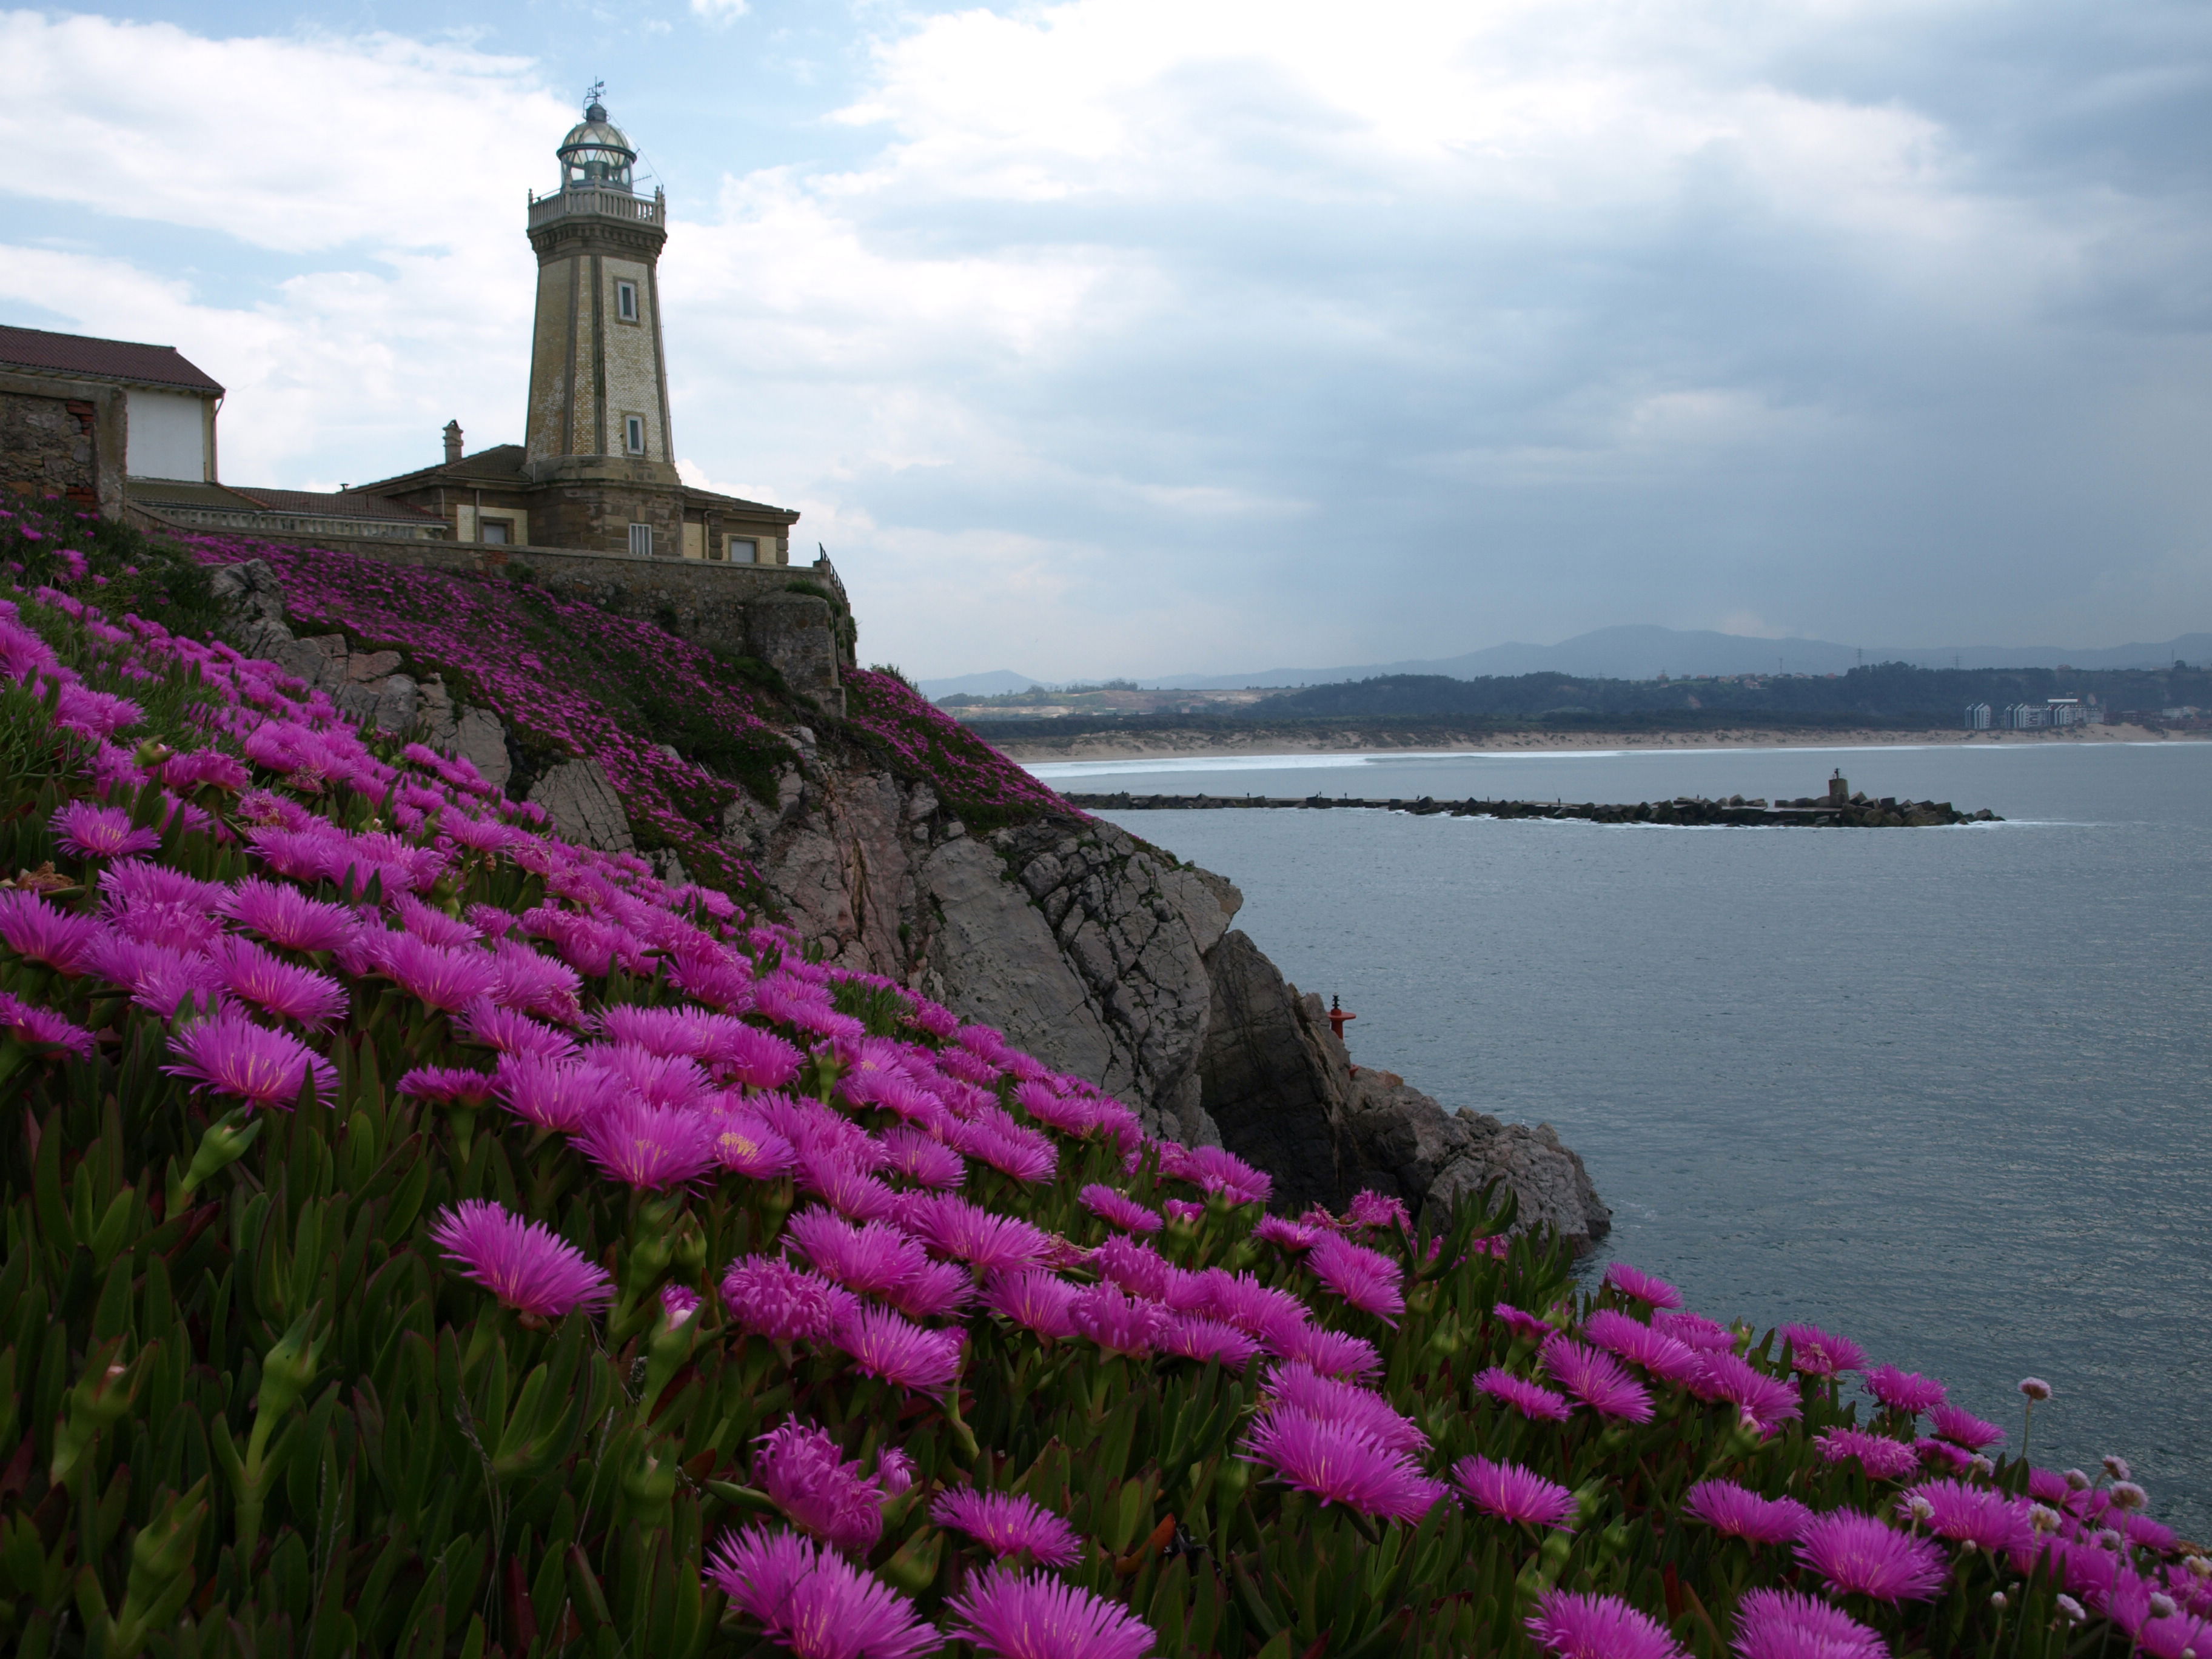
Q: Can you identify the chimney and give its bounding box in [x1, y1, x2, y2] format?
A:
[443, 420, 464, 464]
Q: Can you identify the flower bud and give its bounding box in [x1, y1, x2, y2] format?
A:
[2111, 1481, 2149, 1512]
[2029, 1504, 2062, 1535]
[2103, 1455, 2133, 1481]
[2056, 1594, 2086, 1622]
[2186, 1555, 2211, 1581]
[2018, 1376, 2052, 1401]
[2065, 1468, 2091, 1490]
[255, 1309, 324, 1421]
[2150, 1593, 2177, 1619]
[1989, 1592, 2007, 1610]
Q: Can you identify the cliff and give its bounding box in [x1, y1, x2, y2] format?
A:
[207, 551, 1609, 1248]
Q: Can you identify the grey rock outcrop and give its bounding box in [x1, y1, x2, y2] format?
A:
[528, 758, 635, 853]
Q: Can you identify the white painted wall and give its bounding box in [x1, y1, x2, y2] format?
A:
[126, 389, 210, 480]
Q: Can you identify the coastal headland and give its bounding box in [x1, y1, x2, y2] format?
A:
[987, 719, 2196, 763]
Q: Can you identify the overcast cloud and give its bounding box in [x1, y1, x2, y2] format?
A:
[1, 1, 2207, 679]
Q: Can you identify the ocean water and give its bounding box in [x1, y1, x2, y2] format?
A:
[1036, 742, 2212, 1538]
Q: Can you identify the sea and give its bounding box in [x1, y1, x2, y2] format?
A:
[1026, 740, 2212, 1537]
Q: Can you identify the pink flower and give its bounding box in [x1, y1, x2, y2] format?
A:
[1652, 1309, 1737, 1353]
[0, 889, 107, 974]
[1346, 1188, 1410, 1231]
[397, 1065, 499, 1106]
[1865, 1365, 1947, 1416]
[1683, 1480, 1810, 1544]
[1814, 1427, 1921, 1481]
[753, 1419, 888, 1555]
[795, 1148, 900, 1222]
[208, 935, 348, 1028]
[1265, 1319, 1382, 1381]
[1541, 1335, 1655, 1424]
[1240, 1409, 1443, 1522]
[945, 1566, 1155, 1659]
[1730, 1588, 1886, 1659]
[881, 1258, 976, 1320]
[1476, 1367, 1575, 1423]
[457, 997, 577, 1061]
[165, 1007, 334, 1108]
[575, 1096, 714, 1190]
[833, 1304, 964, 1393]
[1583, 1310, 1705, 1384]
[1526, 1590, 1687, 1659]
[430, 1199, 613, 1317]
[1309, 1232, 1406, 1324]
[1252, 1215, 1324, 1251]
[492, 1053, 614, 1132]
[369, 931, 501, 1011]
[880, 1124, 965, 1189]
[983, 1269, 1081, 1341]
[0, 991, 94, 1057]
[1161, 1198, 1204, 1225]
[1795, 1510, 1949, 1603]
[1779, 1322, 1866, 1378]
[705, 1526, 937, 1659]
[1687, 1352, 1802, 1433]
[1158, 1314, 1260, 1371]
[1493, 1302, 1560, 1343]
[910, 1194, 1054, 1272]
[50, 802, 161, 860]
[1602, 1261, 1684, 1310]
[705, 1108, 797, 1178]
[218, 878, 361, 954]
[1068, 1283, 1168, 1358]
[950, 1110, 1058, 1185]
[1928, 1403, 2005, 1450]
[1265, 1363, 1429, 1456]
[1079, 1183, 1163, 1235]
[1898, 1479, 2033, 1552]
[1203, 1270, 1309, 1336]
[930, 1489, 1082, 1567]
[785, 1209, 928, 1298]
[1455, 1456, 1577, 1530]
[721, 1256, 858, 1347]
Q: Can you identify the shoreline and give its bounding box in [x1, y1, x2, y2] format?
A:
[990, 722, 2203, 764]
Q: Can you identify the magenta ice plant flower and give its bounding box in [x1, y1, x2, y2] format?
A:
[397, 1065, 499, 1106]
[982, 1270, 1080, 1342]
[575, 1096, 714, 1190]
[1865, 1365, 1948, 1416]
[705, 1526, 937, 1659]
[1525, 1589, 1688, 1659]
[164, 1007, 335, 1108]
[50, 801, 161, 860]
[1079, 1182, 1163, 1235]
[930, 1489, 1082, 1568]
[1795, 1510, 1949, 1603]
[833, 1304, 964, 1393]
[430, 1200, 614, 1317]
[721, 1256, 858, 1347]
[217, 878, 361, 954]
[1729, 1589, 1886, 1659]
[1308, 1232, 1406, 1324]
[0, 889, 107, 974]
[1239, 1409, 1443, 1523]
[1265, 1364, 1429, 1456]
[785, 1209, 928, 1299]
[1815, 1427, 1922, 1481]
[1683, 1481, 1811, 1544]
[1928, 1403, 2006, 1450]
[1687, 1352, 1802, 1433]
[0, 991, 95, 1058]
[1475, 1367, 1575, 1424]
[208, 935, 349, 1028]
[1602, 1262, 1684, 1310]
[752, 1419, 888, 1555]
[1541, 1335, 1655, 1424]
[1582, 1309, 1706, 1384]
[1779, 1322, 1866, 1378]
[1158, 1314, 1260, 1372]
[945, 1565, 1155, 1659]
[1898, 1480, 2034, 1552]
[1455, 1457, 1577, 1530]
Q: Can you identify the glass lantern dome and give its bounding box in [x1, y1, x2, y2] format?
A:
[556, 100, 637, 192]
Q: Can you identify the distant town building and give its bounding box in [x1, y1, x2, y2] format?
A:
[1963, 702, 1992, 729]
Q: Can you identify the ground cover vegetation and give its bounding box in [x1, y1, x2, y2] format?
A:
[0, 498, 2205, 1659]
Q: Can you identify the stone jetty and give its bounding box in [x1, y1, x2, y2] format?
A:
[1066, 784, 1998, 827]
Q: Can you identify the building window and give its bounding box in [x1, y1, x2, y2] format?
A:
[725, 535, 758, 564]
[615, 280, 639, 323]
[624, 414, 646, 455]
[629, 523, 653, 557]
[480, 518, 512, 545]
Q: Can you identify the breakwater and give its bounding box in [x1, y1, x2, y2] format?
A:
[1065, 786, 2000, 826]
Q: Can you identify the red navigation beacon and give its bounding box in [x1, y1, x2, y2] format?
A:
[1328, 995, 1357, 1042]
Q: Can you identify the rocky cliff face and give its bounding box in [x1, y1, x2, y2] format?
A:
[211, 560, 1610, 1249]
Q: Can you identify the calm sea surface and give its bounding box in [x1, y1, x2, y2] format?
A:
[1033, 742, 2212, 1536]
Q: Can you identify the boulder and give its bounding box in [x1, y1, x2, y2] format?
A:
[453, 708, 512, 790]
[1197, 931, 1353, 1213]
[528, 757, 635, 853]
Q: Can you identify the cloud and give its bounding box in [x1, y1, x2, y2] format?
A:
[2, 2, 2206, 678]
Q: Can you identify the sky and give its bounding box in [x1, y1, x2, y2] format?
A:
[2, 1, 2208, 681]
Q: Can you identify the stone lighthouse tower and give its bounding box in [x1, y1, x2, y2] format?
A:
[521, 92, 681, 552]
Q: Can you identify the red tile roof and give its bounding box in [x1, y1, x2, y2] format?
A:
[0, 324, 223, 394]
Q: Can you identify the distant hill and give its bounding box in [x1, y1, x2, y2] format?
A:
[917, 669, 1044, 699]
[1138, 625, 2212, 689]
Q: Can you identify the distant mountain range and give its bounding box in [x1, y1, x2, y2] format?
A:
[917, 625, 2212, 700]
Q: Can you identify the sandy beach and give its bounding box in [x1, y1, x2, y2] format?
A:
[987, 721, 2201, 763]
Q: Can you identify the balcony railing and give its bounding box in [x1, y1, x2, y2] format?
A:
[528, 187, 666, 231]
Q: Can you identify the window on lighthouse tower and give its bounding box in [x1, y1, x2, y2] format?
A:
[616, 281, 638, 322]
[624, 414, 646, 454]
